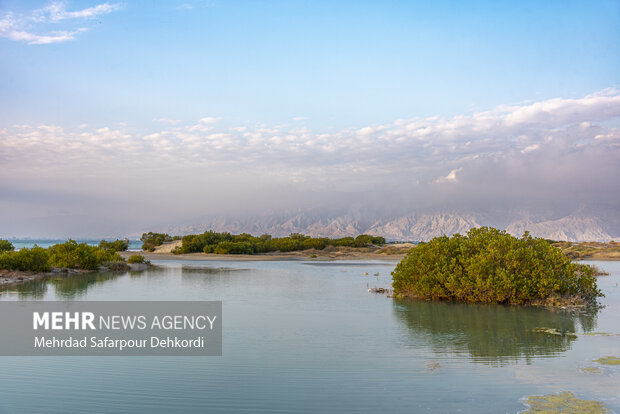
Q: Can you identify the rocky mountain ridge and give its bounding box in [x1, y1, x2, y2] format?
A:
[157, 209, 619, 242]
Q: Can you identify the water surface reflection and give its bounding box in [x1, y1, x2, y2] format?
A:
[393, 299, 598, 365]
[0, 268, 165, 299]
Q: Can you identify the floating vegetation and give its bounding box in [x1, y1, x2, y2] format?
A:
[532, 327, 578, 338]
[368, 287, 391, 294]
[593, 356, 620, 366]
[588, 264, 610, 276]
[425, 361, 441, 371]
[522, 391, 609, 413]
[582, 332, 613, 337]
[580, 367, 602, 374]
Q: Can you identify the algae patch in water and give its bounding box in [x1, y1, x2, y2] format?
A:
[425, 361, 441, 371]
[522, 391, 609, 413]
[593, 356, 620, 366]
[532, 327, 578, 338]
[580, 367, 602, 374]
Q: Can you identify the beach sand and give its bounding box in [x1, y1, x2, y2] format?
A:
[121, 241, 412, 262]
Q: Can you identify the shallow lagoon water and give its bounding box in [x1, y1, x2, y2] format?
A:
[0, 259, 619, 413]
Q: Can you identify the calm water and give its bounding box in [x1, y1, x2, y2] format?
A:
[7, 239, 143, 251]
[0, 259, 619, 413]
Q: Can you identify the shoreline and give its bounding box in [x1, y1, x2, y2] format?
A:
[0, 263, 148, 289]
[1, 250, 404, 288]
[119, 250, 406, 262]
[0, 268, 93, 288]
[3, 247, 617, 289]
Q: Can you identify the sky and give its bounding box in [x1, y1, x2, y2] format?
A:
[0, 0, 619, 237]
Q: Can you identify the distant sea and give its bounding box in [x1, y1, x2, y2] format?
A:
[7, 239, 142, 251]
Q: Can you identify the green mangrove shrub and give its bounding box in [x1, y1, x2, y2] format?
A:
[0, 241, 125, 272]
[0, 239, 15, 252]
[392, 227, 602, 305]
[49, 240, 123, 270]
[98, 239, 129, 252]
[173, 230, 386, 255]
[140, 232, 173, 251]
[0, 246, 51, 272]
[212, 241, 256, 255]
[127, 254, 148, 264]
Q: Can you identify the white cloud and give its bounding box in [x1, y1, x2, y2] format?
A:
[1, 27, 86, 44]
[502, 89, 620, 127]
[198, 117, 220, 124]
[435, 168, 463, 183]
[594, 129, 620, 141]
[35, 1, 123, 21]
[0, 1, 122, 45]
[520, 144, 540, 154]
[1, 89, 619, 214]
[153, 118, 182, 125]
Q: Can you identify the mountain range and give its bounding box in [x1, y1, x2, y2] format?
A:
[156, 206, 620, 242]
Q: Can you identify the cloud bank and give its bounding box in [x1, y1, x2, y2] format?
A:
[1, 89, 619, 236]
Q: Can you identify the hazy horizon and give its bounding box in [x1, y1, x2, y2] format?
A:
[1, 1, 619, 238]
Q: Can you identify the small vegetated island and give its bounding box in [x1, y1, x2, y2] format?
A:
[392, 227, 602, 306]
[0, 239, 148, 286]
[140, 231, 387, 254]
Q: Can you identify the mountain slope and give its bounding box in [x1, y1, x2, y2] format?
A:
[156, 207, 618, 242]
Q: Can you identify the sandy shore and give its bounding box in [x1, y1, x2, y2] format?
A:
[120, 250, 405, 262]
[123, 239, 620, 261]
[119, 240, 410, 262]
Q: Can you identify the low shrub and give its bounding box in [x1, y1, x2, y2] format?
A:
[0, 241, 125, 273]
[48, 240, 99, 270]
[212, 241, 256, 255]
[0, 246, 51, 272]
[98, 239, 129, 252]
[127, 254, 147, 264]
[140, 232, 173, 251]
[48, 240, 125, 271]
[0, 239, 14, 252]
[173, 230, 387, 255]
[392, 227, 602, 305]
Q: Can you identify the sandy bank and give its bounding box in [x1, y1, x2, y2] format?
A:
[554, 241, 620, 260]
[120, 249, 406, 262]
[122, 240, 410, 262]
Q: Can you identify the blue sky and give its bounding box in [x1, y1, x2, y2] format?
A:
[0, 1, 619, 237]
[1, 0, 618, 129]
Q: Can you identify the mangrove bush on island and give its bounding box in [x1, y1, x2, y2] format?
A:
[0, 239, 15, 252]
[171, 231, 386, 255]
[49, 240, 125, 270]
[127, 254, 149, 264]
[0, 245, 51, 272]
[391, 227, 602, 305]
[0, 239, 125, 272]
[140, 232, 175, 251]
[98, 239, 129, 252]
